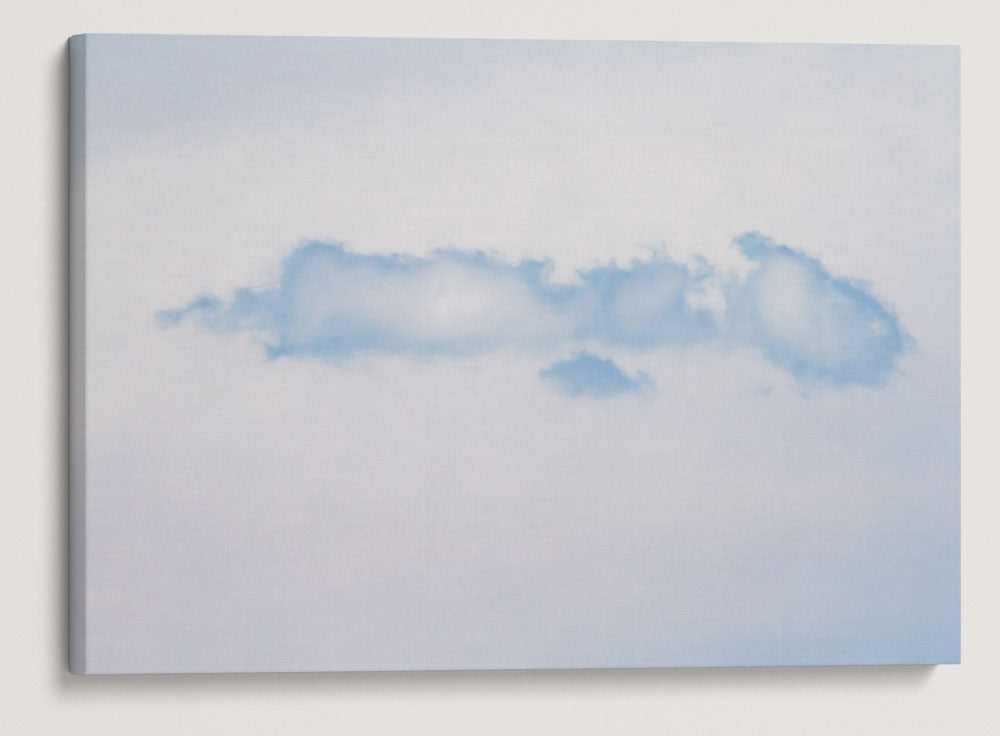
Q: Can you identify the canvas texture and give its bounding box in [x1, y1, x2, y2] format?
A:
[69, 34, 960, 673]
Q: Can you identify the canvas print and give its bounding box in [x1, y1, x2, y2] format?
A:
[69, 34, 960, 673]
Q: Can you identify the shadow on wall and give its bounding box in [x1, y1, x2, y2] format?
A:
[57, 661, 936, 695]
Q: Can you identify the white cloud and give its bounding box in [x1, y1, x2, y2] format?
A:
[162, 232, 909, 389]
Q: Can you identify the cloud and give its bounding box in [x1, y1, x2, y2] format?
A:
[728, 232, 910, 388]
[159, 233, 909, 392]
[157, 241, 714, 357]
[540, 352, 653, 398]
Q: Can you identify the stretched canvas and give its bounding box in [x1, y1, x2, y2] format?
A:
[68, 34, 960, 673]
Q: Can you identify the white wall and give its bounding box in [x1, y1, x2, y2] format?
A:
[1, 0, 997, 733]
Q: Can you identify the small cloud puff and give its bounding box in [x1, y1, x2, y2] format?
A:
[540, 352, 653, 398]
[159, 233, 910, 393]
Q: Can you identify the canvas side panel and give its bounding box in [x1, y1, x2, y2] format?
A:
[68, 33, 87, 674]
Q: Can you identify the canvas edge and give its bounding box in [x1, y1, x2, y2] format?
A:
[68, 32, 88, 675]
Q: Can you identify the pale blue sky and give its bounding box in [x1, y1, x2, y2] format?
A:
[78, 35, 959, 672]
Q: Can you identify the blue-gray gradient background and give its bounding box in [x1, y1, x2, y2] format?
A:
[78, 35, 959, 672]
